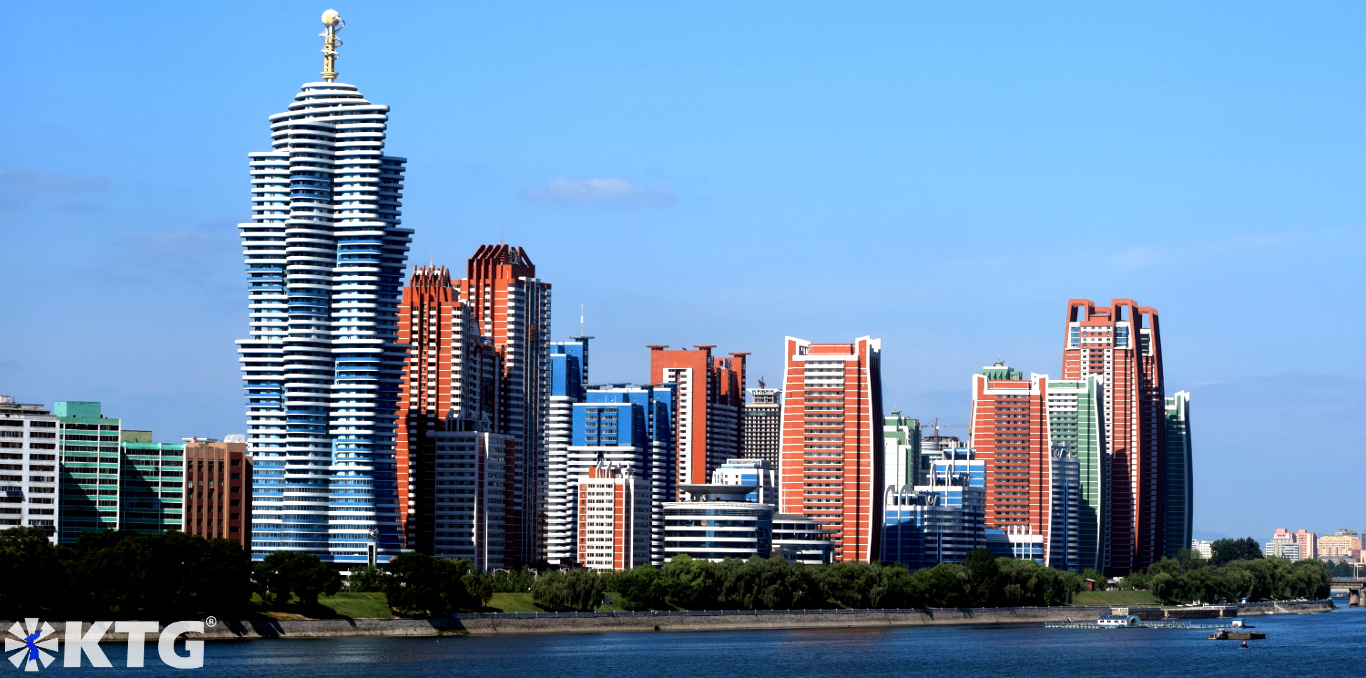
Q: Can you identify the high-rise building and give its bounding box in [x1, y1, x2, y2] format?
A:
[396, 264, 509, 556]
[1163, 391, 1193, 559]
[117, 431, 185, 535]
[881, 460, 986, 568]
[1045, 375, 1107, 572]
[742, 386, 782, 467]
[55, 401, 122, 544]
[553, 385, 675, 565]
[238, 14, 412, 564]
[969, 361, 1050, 563]
[0, 396, 60, 539]
[1048, 444, 1082, 571]
[575, 461, 652, 572]
[883, 411, 921, 489]
[778, 336, 884, 563]
[649, 345, 747, 486]
[545, 336, 591, 565]
[429, 430, 518, 569]
[455, 244, 552, 562]
[1062, 299, 1167, 574]
[183, 440, 252, 549]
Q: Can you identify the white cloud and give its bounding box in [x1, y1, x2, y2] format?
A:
[522, 177, 675, 206]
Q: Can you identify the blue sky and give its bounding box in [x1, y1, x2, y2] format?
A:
[1, 2, 1362, 541]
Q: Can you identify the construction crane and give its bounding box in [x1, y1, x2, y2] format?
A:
[926, 417, 968, 439]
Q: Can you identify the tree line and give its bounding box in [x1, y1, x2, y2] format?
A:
[1119, 540, 1332, 604]
[0, 527, 342, 619]
[2, 526, 1332, 620]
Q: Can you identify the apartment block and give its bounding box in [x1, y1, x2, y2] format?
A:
[0, 396, 60, 539]
[575, 462, 652, 572]
[649, 345, 746, 486]
[778, 336, 884, 563]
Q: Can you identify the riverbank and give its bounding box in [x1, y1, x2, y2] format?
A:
[6, 600, 1331, 641]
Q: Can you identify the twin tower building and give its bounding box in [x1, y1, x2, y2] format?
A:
[238, 14, 1190, 574]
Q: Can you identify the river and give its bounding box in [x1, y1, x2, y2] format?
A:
[35, 606, 1365, 676]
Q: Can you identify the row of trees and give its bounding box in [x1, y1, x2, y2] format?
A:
[603, 550, 1084, 612]
[0, 527, 342, 619]
[1119, 542, 1331, 604]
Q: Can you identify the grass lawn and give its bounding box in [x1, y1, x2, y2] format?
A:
[1071, 590, 1160, 606]
[486, 591, 627, 613]
[319, 592, 396, 619]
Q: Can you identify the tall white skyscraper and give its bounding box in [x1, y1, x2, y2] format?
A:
[238, 11, 412, 564]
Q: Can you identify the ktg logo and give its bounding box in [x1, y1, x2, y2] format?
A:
[5, 619, 204, 671]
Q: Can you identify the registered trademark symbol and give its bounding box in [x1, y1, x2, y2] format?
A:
[205, 616, 217, 628]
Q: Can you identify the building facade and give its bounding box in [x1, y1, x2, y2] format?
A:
[778, 336, 884, 563]
[117, 431, 185, 535]
[183, 440, 252, 549]
[1044, 376, 1107, 573]
[663, 485, 774, 562]
[742, 386, 782, 467]
[1062, 299, 1167, 574]
[553, 385, 676, 566]
[455, 244, 552, 562]
[0, 396, 60, 539]
[712, 458, 777, 505]
[575, 462, 652, 572]
[55, 401, 122, 544]
[969, 361, 1052, 563]
[429, 431, 518, 569]
[1163, 391, 1193, 559]
[881, 462, 987, 568]
[239, 19, 412, 564]
[545, 336, 590, 565]
[1048, 445, 1082, 571]
[883, 412, 921, 489]
[649, 345, 746, 486]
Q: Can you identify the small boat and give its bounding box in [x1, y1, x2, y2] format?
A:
[1207, 629, 1266, 641]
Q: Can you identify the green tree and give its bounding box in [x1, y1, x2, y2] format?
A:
[384, 552, 484, 615]
[347, 565, 388, 593]
[613, 565, 667, 611]
[254, 551, 342, 607]
[962, 548, 1001, 607]
[0, 527, 66, 618]
[1210, 537, 1263, 566]
[532, 569, 606, 612]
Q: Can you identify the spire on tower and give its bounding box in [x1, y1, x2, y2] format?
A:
[320, 9, 345, 82]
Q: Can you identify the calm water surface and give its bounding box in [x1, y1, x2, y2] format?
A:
[44, 606, 1365, 676]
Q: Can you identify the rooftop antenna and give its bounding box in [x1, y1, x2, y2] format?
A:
[319, 9, 345, 83]
[580, 303, 585, 337]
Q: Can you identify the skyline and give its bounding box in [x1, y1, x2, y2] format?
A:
[1, 2, 1363, 543]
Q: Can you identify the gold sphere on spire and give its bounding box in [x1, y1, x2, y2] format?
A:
[322, 9, 342, 27]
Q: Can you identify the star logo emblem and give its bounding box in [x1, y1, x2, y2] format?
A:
[5, 619, 57, 672]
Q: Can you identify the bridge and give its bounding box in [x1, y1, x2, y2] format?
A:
[1330, 578, 1364, 606]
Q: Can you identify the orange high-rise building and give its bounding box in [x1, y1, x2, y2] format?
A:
[456, 245, 551, 562]
[648, 345, 747, 486]
[1062, 299, 1165, 574]
[969, 362, 1050, 561]
[778, 336, 883, 563]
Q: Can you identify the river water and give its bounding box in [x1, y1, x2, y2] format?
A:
[36, 606, 1365, 676]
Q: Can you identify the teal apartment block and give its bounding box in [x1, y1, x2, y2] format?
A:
[1044, 377, 1107, 573]
[56, 402, 185, 543]
[1163, 392, 1193, 558]
[883, 412, 921, 488]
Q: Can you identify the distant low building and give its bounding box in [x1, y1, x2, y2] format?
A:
[1191, 539, 1213, 560]
[1317, 530, 1361, 562]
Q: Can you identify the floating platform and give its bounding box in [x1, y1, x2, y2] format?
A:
[1045, 621, 1227, 630]
[1207, 629, 1266, 641]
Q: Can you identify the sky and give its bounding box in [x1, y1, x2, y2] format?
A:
[1, 2, 1362, 542]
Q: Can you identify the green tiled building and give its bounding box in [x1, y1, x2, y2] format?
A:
[56, 402, 184, 543]
[1044, 376, 1107, 573]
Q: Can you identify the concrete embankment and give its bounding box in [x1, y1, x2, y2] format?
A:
[7, 600, 1332, 641]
